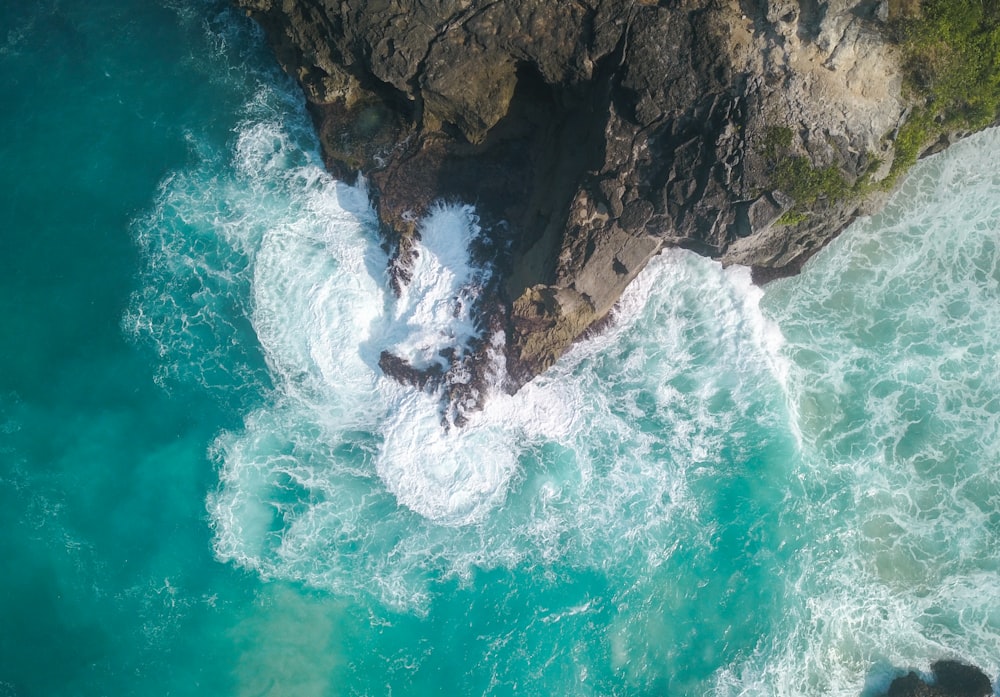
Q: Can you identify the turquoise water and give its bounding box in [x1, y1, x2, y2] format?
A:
[0, 2, 997, 695]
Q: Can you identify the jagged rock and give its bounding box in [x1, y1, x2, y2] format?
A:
[233, 0, 948, 389]
[377, 351, 444, 392]
[885, 661, 994, 697]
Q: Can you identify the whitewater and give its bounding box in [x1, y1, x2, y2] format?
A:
[1, 1, 998, 695]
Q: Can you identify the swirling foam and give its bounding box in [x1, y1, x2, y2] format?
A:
[131, 77, 792, 611]
[127, 16, 1000, 688]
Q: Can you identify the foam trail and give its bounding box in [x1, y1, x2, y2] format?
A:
[123, 9, 1000, 691]
[716, 127, 1000, 696]
[161, 112, 793, 605]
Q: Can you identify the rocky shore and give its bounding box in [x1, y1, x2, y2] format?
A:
[233, 0, 967, 393]
[882, 660, 994, 697]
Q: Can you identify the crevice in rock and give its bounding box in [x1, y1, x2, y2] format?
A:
[501, 48, 623, 297]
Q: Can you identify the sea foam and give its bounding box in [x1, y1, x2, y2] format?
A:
[132, 79, 794, 613]
[723, 127, 1000, 697]
[127, 27, 1000, 693]
[106, 2, 1000, 692]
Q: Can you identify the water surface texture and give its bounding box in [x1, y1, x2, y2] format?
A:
[1, 2, 998, 695]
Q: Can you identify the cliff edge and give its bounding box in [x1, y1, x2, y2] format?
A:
[234, 0, 968, 393]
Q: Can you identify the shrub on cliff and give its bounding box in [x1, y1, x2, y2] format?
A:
[888, 1, 1000, 182]
[898, 0, 1000, 128]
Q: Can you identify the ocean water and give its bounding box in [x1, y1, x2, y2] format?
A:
[1, 1, 998, 696]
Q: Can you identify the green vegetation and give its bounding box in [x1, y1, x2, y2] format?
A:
[885, 0, 1000, 184]
[773, 156, 849, 206]
[761, 126, 852, 222]
[762, 125, 793, 156]
[896, 0, 1000, 129]
[886, 110, 932, 182]
[775, 210, 808, 226]
[760, 125, 885, 225]
[760, 2, 1000, 223]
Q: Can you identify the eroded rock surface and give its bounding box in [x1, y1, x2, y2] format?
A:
[236, 0, 925, 388]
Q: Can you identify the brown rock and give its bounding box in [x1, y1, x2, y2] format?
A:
[234, 0, 951, 393]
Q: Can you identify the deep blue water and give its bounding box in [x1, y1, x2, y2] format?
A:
[1, 2, 997, 695]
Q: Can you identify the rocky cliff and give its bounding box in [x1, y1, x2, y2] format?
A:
[235, 0, 927, 393]
[882, 660, 994, 697]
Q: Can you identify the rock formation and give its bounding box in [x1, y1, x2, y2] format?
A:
[883, 660, 994, 697]
[235, 0, 936, 392]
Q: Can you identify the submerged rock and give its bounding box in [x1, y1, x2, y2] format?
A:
[233, 0, 965, 390]
[884, 660, 994, 697]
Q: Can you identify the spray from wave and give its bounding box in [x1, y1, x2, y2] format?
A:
[127, 69, 791, 619]
[123, 7, 1000, 692]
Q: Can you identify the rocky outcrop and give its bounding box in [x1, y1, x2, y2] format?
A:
[883, 660, 994, 697]
[236, 0, 927, 390]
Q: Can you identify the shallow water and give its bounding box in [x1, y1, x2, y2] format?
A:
[1, 1, 998, 695]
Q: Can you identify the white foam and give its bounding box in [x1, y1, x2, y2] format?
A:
[714, 128, 1000, 697]
[135, 64, 798, 628]
[374, 389, 519, 526]
[192, 188, 793, 606]
[250, 184, 384, 418]
[382, 204, 487, 370]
